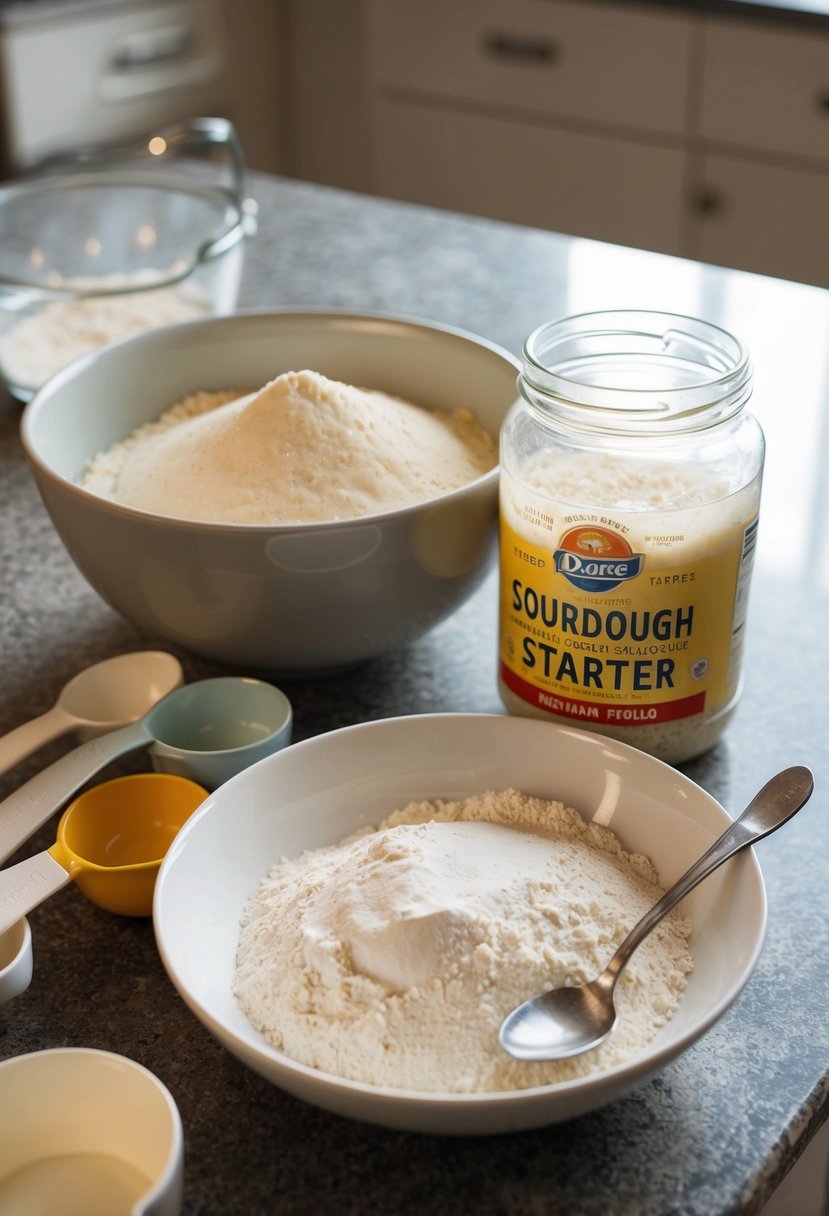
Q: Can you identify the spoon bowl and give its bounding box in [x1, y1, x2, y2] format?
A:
[0, 650, 183, 776]
[0, 675, 292, 865]
[500, 764, 815, 1062]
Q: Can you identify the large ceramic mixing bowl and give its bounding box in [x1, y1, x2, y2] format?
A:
[21, 310, 519, 675]
[153, 713, 767, 1135]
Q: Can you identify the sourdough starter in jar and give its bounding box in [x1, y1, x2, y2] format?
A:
[498, 311, 764, 765]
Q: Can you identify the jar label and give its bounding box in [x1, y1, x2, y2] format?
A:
[499, 514, 758, 726]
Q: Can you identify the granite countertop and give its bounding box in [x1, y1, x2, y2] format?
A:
[1, 174, 828, 1215]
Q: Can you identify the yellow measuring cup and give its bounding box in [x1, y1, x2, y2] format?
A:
[0, 773, 207, 932]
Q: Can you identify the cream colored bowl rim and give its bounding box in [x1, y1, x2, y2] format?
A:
[21, 307, 518, 534]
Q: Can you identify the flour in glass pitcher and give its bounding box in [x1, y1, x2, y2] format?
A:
[0, 1151, 152, 1216]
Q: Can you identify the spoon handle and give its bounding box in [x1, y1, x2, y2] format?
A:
[0, 707, 72, 779]
[0, 851, 69, 937]
[603, 765, 815, 984]
[0, 721, 151, 866]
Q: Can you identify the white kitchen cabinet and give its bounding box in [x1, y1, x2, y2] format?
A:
[689, 12, 829, 286]
[368, 0, 692, 136]
[698, 15, 829, 162]
[689, 152, 829, 285]
[367, 0, 692, 259]
[285, 0, 829, 288]
[374, 99, 687, 255]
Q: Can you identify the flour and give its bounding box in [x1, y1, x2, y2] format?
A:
[233, 789, 694, 1093]
[0, 281, 208, 392]
[80, 369, 497, 524]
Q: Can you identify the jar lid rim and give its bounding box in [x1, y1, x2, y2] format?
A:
[522, 310, 751, 412]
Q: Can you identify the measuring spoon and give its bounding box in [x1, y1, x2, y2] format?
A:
[0, 676, 292, 866]
[0, 773, 208, 934]
[0, 651, 183, 777]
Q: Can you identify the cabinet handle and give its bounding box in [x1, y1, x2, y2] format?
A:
[110, 24, 195, 72]
[483, 32, 560, 66]
[693, 188, 726, 217]
[817, 91, 829, 114]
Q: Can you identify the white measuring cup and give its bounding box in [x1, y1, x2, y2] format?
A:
[0, 651, 183, 777]
[0, 676, 292, 865]
[0, 1048, 183, 1216]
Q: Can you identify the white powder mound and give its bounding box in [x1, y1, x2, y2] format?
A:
[234, 789, 694, 1094]
[0, 284, 208, 390]
[80, 369, 497, 524]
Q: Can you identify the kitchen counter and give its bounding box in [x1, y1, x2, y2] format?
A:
[1, 175, 828, 1215]
[598, 0, 829, 27]
[616, 0, 829, 27]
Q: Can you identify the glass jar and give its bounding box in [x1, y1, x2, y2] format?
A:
[498, 310, 765, 765]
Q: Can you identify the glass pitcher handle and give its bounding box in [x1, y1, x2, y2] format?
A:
[145, 116, 248, 212]
[28, 115, 249, 216]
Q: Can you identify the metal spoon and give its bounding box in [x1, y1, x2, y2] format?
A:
[499, 765, 815, 1062]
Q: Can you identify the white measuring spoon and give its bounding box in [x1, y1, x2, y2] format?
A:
[0, 676, 291, 865]
[0, 651, 183, 777]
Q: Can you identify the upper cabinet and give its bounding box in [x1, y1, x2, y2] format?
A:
[287, 0, 829, 288]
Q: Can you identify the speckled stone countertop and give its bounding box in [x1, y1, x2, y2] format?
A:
[1, 175, 828, 1215]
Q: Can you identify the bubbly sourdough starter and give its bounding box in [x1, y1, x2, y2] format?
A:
[234, 790, 694, 1093]
[81, 370, 496, 524]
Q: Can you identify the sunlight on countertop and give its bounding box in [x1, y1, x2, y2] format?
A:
[561, 240, 829, 590]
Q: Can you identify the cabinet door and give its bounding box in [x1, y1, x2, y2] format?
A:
[699, 16, 829, 164]
[369, 0, 692, 136]
[374, 99, 686, 255]
[689, 154, 829, 288]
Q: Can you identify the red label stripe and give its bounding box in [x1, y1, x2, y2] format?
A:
[500, 663, 706, 725]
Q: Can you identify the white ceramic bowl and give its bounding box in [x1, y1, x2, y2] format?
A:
[21, 310, 518, 675]
[153, 713, 767, 1135]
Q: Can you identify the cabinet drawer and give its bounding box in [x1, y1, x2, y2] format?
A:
[373, 99, 685, 255]
[690, 154, 829, 288]
[0, 0, 228, 167]
[699, 16, 829, 164]
[368, 0, 692, 136]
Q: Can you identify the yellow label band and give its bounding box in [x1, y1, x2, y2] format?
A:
[499, 515, 758, 725]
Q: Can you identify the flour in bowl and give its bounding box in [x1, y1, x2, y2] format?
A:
[233, 789, 694, 1093]
[80, 369, 497, 524]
